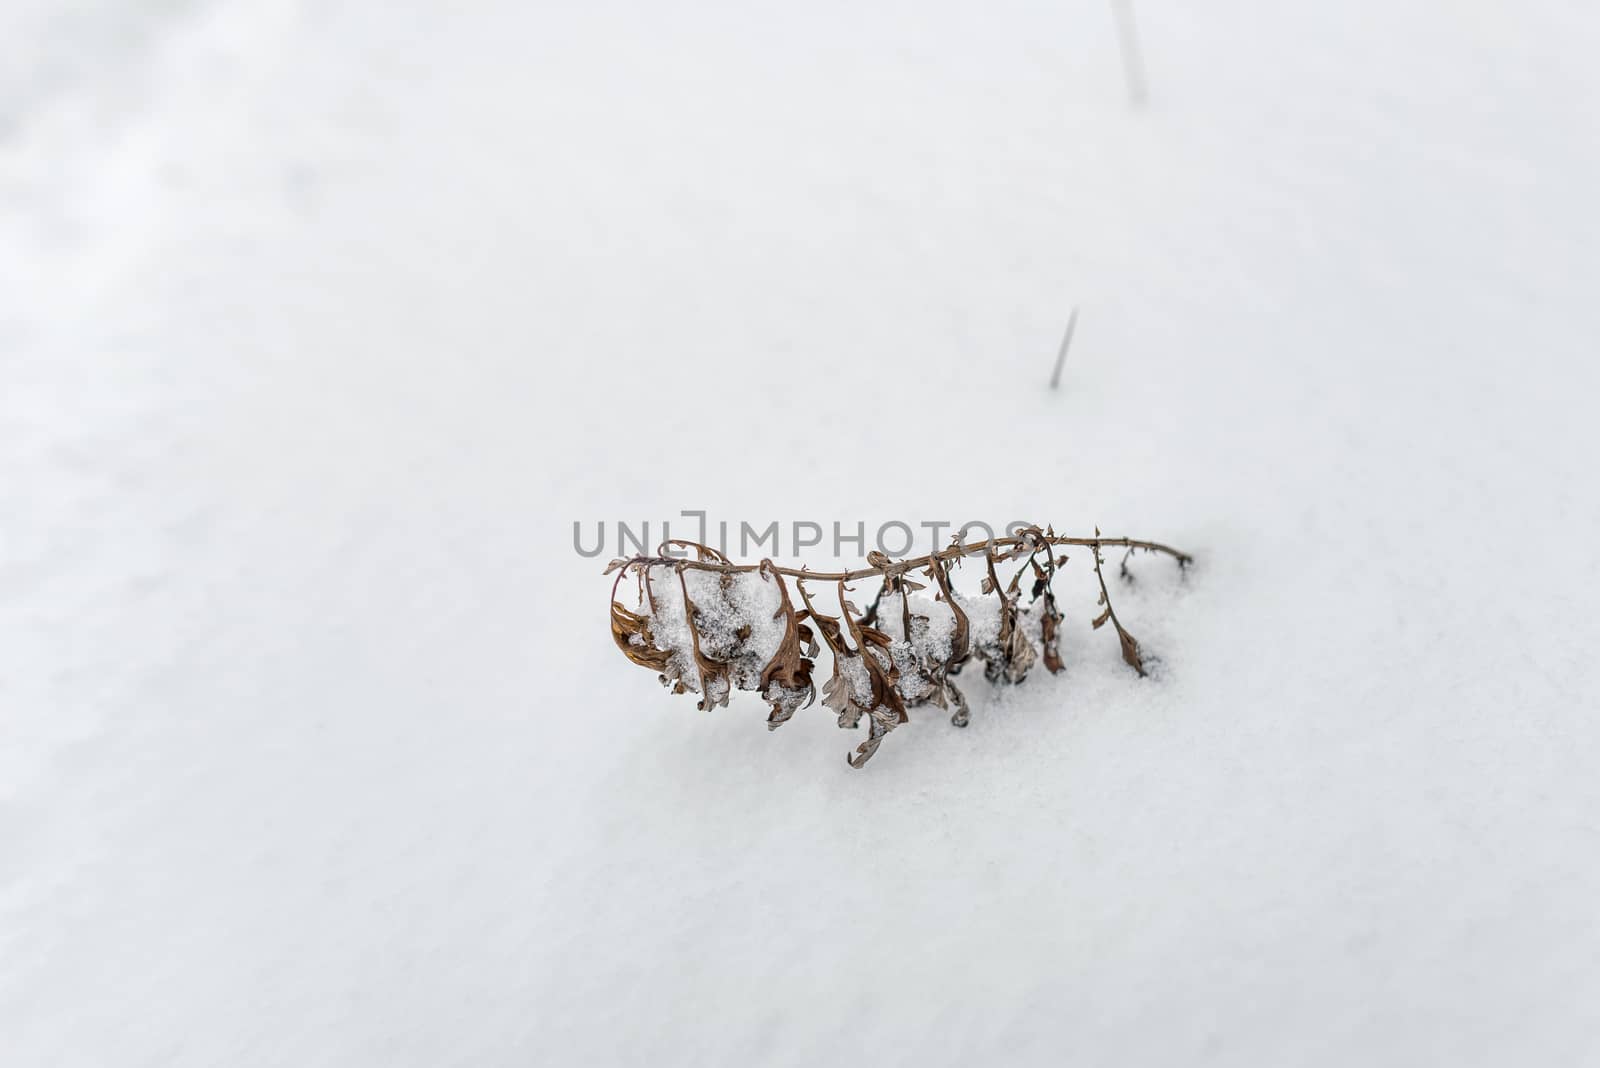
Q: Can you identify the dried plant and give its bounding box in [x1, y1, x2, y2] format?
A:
[606, 525, 1191, 768]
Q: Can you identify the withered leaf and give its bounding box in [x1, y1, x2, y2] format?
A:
[610, 600, 672, 673]
[756, 565, 816, 728]
[677, 569, 732, 710]
[971, 543, 1038, 685]
[1116, 624, 1146, 677]
[846, 706, 901, 769]
[929, 557, 970, 665]
[1041, 603, 1065, 674]
[945, 678, 970, 728]
[797, 621, 818, 658]
[820, 669, 860, 726]
[839, 580, 907, 724]
[1000, 617, 1037, 681]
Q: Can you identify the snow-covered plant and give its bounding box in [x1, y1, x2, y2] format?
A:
[605, 525, 1191, 768]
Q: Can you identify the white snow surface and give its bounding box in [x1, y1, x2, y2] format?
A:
[4, 2, 1600, 1064]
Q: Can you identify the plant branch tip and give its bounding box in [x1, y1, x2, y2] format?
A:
[607, 523, 1191, 768]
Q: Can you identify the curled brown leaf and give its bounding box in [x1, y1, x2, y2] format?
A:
[756, 563, 815, 729]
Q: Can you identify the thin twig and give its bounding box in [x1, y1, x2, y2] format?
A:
[1050, 305, 1079, 389]
[1110, 0, 1148, 107]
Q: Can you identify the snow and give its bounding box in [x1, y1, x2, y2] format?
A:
[4, 1, 1599, 1063]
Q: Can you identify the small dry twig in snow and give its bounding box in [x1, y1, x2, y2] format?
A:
[1111, 0, 1149, 107]
[1050, 306, 1079, 389]
[606, 525, 1190, 768]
